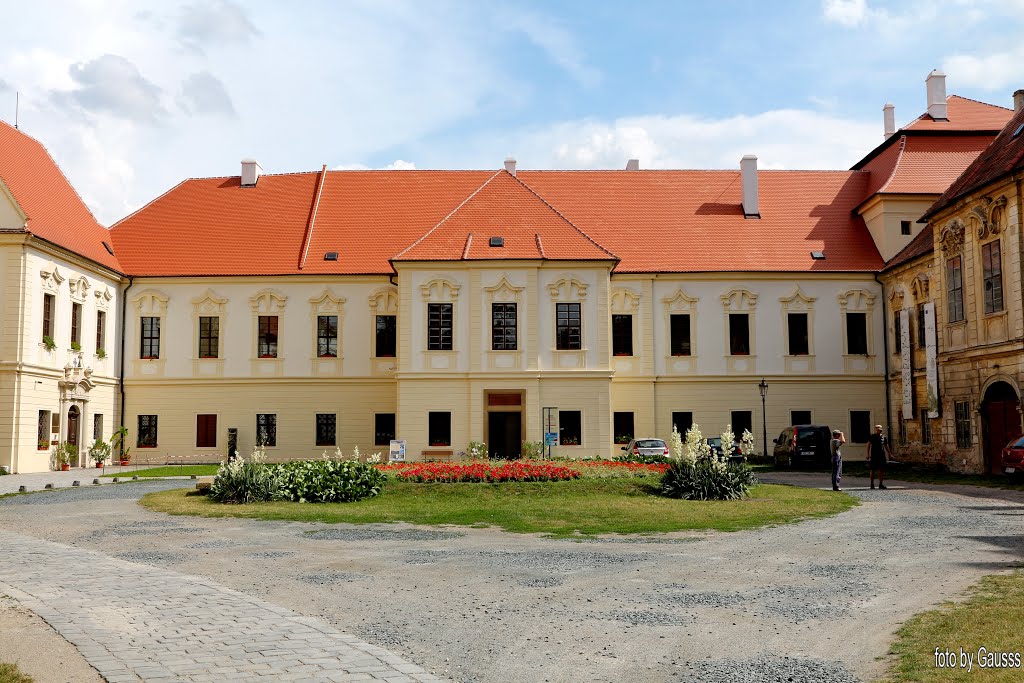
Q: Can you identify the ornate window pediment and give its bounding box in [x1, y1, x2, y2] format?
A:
[420, 278, 460, 301]
[547, 277, 587, 300]
[721, 288, 758, 311]
[888, 287, 906, 310]
[779, 287, 816, 311]
[611, 288, 641, 314]
[69, 276, 90, 302]
[369, 287, 399, 314]
[309, 289, 346, 314]
[969, 195, 1007, 240]
[939, 218, 965, 256]
[484, 276, 524, 302]
[131, 289, 169, 316]
[94, 285, 113, 311]
[192, 289, 228, 315]
[662, 289, 698, 313]
[39, 264, 65, 293]
[249, 289, 287, 314]
[837, 289, 876, 312]
[909, 276, 930, 303]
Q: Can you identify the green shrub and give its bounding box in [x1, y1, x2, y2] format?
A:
[614, 452, 671, 464]
[660, 459, 757, 501]
[209, 450, 280, 504]
[275, 459, 386, 503]
[521, 440, 545, 460]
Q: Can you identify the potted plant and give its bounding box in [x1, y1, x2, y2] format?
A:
[96, 348, 107, 359]
[38, 438, 50, 451]
[89, 439, 110, 468]
[110, 426, 132, 466]
[42, 335, 56, 351]
[53, 443, 76, 471]
[71, 341, 82, 352]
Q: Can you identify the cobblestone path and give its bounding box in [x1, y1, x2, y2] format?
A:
[0, 531, 445, 683]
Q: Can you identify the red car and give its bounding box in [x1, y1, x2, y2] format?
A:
[1001, 436, 1024, 477]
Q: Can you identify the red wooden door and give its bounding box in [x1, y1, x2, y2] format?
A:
[985, 400, 1022, 474]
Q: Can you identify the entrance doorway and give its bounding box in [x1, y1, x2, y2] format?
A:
[982, 381, 1022, 474]
[485, 391, 524, 459]
[67, 405, 80, 466]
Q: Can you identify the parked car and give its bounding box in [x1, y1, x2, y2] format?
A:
[621, 438, 670, 460]
[772, 425, 833, 467]
[706, 437, 745, 464]
[1001, 435, 1024, 478]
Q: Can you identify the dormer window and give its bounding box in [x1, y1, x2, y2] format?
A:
[489, 237, 504, 248]
[324, 252, 339, 261]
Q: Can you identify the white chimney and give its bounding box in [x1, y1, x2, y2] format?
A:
[740, 154, 759, 218]
[504, 157, 516, 176]
[883, 103, 896, 139]
[625, 159, 640, 171]
[926, 70, 947, 120]
[241, 158, 262, 187]
[1014, 89, 1024, 112]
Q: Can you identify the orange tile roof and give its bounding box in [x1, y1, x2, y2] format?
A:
[902, 95, 1012, 132]
[111, 167, 885, 275]
[0, 121, 121, 271]
[860, 135, 992, 198]
[393, 170, 616, 263]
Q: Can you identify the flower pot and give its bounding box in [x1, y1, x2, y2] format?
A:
[95, 462, 104, 468]
[60, 464, 70, 471]
[119, 460, 130, 467]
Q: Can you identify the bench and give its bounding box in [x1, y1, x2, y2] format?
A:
[421, 449, 454, 463]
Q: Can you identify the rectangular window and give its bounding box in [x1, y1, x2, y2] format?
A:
[374, 413, 396, 446]
[93, 414, 103, 442]
[611, 314, 633, 356]
[199, 316, 219, 358]
[982, 241, 1003, 314]
[96, 310, 106, 354]
[613, 412, 634, 444]
[791, 410, 812, 426]
[556, 303, 582, 350]
[731, 410, 753, 439]
[427, 303, 453, 351]
[42, 293, 54, 339]
[900, 220, 911, 235]
[671, 411, 693, 436]
[37, 410, 50, 450]
[787, 313, 809, 355]
[558, 410, 582, 446]
[893, 310, 902, 353]
[256, 413, 277, 447]
[921, 303, 929, 350]
[376, 315, 397, 357]
[140, 316, 160, 359]
[428, 411, 451, 447]
[946, 256, 964, 323]
[196, 414, 217, 448]
[70, 302, 82, 346]
[258, 316, 279, 358]
[491, 303, 517, 351]
[315, 413, 336, 447]
[850, 411, 871, 443]
[921, 410, 932, 445]
[846, 312, 868, 355]
[954, 401, 971, 449]
[137, 415, 158, 448]
[729, 314, 750, 355]
[317, 315, 338, 358]
[669, 314, 691, 356]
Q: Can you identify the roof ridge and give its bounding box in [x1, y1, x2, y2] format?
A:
[297, 165, 327, 269]
[109, 178, 192, 230]
[508, 171, 618, 259]
[947, 94, 1013, 111]
[391, 169, 503, 260]
[876, 135, 907, 194]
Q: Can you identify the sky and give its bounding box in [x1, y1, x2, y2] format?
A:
[1, 0, 1023, 225]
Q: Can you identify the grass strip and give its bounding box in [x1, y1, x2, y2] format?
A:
[0, 662, 33, 683]
[884, 570, 1024, 682]
[141, 479, 856, 537]
[100, 465, 220, 478]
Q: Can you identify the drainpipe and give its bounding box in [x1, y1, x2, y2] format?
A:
[118, 275, 133, 456]
[1017, 173, 1024, 432]
[874, 273, 894, 441]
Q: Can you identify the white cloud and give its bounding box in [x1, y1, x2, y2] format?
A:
[944, 46, 1024, 91]
[332, 159, 417, 171]
[55, 54, 165, 122]
[495, 9, 601, 87]
[823, 0, 870, 26]
[175, 0, 260, 53]
[179, 71, 235, 116]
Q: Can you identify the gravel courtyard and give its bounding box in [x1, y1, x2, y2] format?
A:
[1, 473, 1022, 683]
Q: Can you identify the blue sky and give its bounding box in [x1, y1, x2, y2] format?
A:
[1, 0, 1022, 224]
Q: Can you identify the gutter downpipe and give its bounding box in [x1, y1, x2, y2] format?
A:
[874, 272, 893, 441]
[118, 275, 133, 456]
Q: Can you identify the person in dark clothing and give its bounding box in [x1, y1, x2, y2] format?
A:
[866, 424, 891, 489]
[830, 429, 845, 491]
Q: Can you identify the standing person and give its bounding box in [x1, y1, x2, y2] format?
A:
[830, 429, 845, 491]
[866, 424, 892, 489]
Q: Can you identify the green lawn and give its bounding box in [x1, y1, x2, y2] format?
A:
[101, 465, 220, 478]
[0, 663, 33, 683]
[884, 571, 1024, 682]
[141, 478, 857, 537]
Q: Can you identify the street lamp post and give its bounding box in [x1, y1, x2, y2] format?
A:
[758, 378, 768, 459]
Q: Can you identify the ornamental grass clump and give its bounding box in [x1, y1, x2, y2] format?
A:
[660, 422, 757, 501]
[209, 446, 280, 504]
[276, 459, 387, 503]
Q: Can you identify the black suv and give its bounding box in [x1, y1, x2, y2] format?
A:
[772, 425, 832, 467]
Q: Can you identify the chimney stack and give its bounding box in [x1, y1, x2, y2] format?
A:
[504, 157, 516, 176]
[241, 159, 262, 187]
[740, 154, 759, 218]
[1014, 89, 1024, 112]
[625, 159, 640, 171]
[883, 103, 896, 139]
[926, 70, 948, 120]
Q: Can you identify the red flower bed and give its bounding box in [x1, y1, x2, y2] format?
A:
[379, 461, 581, 483]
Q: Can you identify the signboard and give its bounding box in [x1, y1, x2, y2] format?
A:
[545, 432, 557, 446]
[900, 308, 912, 420]
[389, 439, 406, 462]
[543, 407, 558, 458]
[924, 302, 939, 418]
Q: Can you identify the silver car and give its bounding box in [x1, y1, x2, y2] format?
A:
[621, 438, 669, 458]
